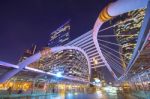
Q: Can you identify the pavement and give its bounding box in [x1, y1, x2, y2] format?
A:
[0, 90, 140, 99]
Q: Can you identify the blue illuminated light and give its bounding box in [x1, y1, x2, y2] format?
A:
[56, 72, 62, 77]
[67, 93, 73, 97]
[94, 78, 100, 83]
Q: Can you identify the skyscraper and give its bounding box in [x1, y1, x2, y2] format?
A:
[48, 20, 70, 47]
[112, 9, 145, 67]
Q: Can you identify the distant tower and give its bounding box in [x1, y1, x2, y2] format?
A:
[48, 20, 70, 47]
[92, 57, 101, 82]
[18, 44, 37, 62]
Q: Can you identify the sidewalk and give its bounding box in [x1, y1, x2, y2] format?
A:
[132, 91, 150, 99]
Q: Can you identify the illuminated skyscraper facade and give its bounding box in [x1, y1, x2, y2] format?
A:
[48, 21, 70, 47]
[112, 9, 145, 66]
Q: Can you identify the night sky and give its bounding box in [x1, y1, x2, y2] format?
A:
[0, 0, 116, 81]
[0, 0, 113, 64]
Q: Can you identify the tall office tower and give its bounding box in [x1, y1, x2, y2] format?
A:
[112, 9, 145, 67]
[48, 20, 70, 47]
[34, 21, 71, 71]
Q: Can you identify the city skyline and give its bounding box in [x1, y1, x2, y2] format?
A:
[0, 0, 110, 64]
[0, 0, 149, 98]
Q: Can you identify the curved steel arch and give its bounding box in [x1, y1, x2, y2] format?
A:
[93, 0, 149, 80]
[0, 46, 91, 82]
